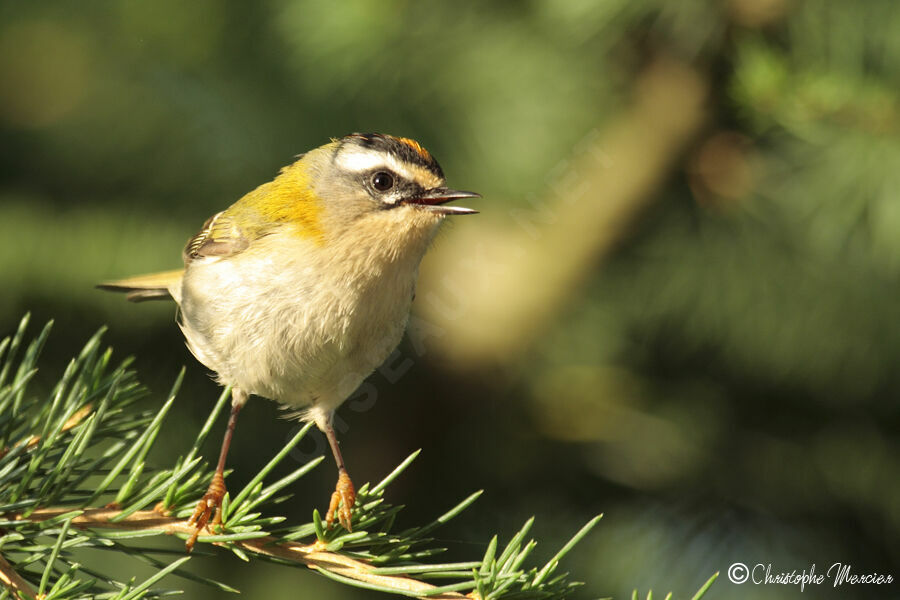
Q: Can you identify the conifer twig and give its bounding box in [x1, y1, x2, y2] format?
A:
[9, 404, 94, 457]
[0, 552, 39, 599]
[17, 507, 468, 599]
[0, 315, 712, 600]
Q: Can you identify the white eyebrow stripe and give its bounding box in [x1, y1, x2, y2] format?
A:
[336, 147, 445, 190]
[336, 148, 415, 179]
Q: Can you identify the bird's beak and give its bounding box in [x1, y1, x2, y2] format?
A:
[403, 188, 480, 215]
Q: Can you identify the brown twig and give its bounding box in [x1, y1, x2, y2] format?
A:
[12, 507, 470, 599]
[0, 552, 39, 600]
[0, 405, 96, 599]
[0, 404, 94, 461]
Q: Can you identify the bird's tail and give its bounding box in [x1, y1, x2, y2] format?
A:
[97, 269, 183, 303]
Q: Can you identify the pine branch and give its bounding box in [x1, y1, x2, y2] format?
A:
[14, 507, 467, 599]
[0, 315, 715, 599]
[0, 552, 37, 599]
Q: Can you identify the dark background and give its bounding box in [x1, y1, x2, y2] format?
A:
[1, 1, 898, 598]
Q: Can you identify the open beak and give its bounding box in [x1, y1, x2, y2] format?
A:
[403, 187, 480, 215]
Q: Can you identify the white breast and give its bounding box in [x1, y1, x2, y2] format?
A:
[177, 213, 440, 417]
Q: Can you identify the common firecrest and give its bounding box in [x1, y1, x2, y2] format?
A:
[100, 133, 479, 550]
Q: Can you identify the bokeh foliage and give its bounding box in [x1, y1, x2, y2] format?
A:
[1, 0, 898, 599]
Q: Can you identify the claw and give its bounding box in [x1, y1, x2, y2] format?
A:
[185, 471, 226, 552]
[325, 469, 356, 530]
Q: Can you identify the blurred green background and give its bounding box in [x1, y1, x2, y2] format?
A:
[1, 0, 899, 598]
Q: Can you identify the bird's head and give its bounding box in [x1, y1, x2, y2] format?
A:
[268, 133, 478, 244]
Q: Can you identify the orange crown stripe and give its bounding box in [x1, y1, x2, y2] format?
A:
[396, 137, 432, 161]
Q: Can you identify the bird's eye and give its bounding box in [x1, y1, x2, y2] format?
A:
[372, 171, 394, 192]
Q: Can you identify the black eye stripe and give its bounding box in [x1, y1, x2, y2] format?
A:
[364, 170, 426, 206]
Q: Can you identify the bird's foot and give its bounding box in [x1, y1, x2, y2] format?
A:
[325, 469, 356, 531]
[185, 471, 226, 552]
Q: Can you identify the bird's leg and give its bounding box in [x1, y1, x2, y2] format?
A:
[186, 388, 247, 552]
[322, 416, 355, 530]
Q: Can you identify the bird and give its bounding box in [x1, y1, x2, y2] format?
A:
[99, 133, 478, 551]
